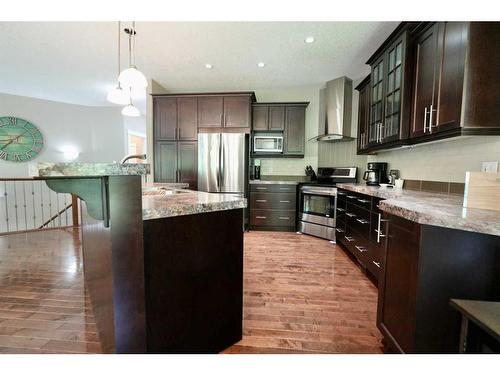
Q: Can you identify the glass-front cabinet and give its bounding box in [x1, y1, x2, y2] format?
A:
[363, 29, 410, 153]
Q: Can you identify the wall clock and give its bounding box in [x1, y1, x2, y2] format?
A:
[0, 117, 44, 162]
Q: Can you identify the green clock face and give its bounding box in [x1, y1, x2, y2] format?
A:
[0, 117, 44, 162]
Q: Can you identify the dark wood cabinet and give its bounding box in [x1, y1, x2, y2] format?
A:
[252, 106, 269, 131]
[252, 104, 286, 132]
[154, 141, 197, 189]
[223, 96, 251, 128]
[249, 183, 297, 231]
[177, 98, 198, 141]
[356, 75, 371, 153]
[198, 94, 253, 129]
[377, 213, 500, 353]
[284, 106, 306, 156]
[154, 98, 177, 140]
[269, 106, 285, 131]
[198, 96, 224, 128]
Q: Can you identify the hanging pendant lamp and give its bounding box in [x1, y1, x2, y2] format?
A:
[122, 95, 141, 117]
[107, 21, 130, 105]
[118, 22, 148, 90]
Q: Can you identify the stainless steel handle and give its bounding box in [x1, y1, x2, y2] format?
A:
[356, 218, 369, 224]
[347, 195, 357, 199]
[279, 187, 292, 191]
[429, 104, 437, 132]
[346, 212, 356, 217]
[355, 245, 367, 252]
[372, 261, 381, 268]
[255, 216, 267, 219]
[255, 199, 267, 202]
[336, 228, 344, 233]
[256, 187, 267, 190]
[379, 123, 384, 142]
[337, 192, 346, 196]
[278, 217, 290, 220]
[357, 199, 370, 203]
[424, 107, 429, 133]
[344, 236, 355, 242]
[279, 200, 291, 203]
[336, 208, 345, 212]
[376, 213, 389, 243]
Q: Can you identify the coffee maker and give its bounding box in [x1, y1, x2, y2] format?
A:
[363, 162, 389, 186]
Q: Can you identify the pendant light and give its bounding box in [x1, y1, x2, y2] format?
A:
[107, 21, 129, 105]
[122, 96, 141, 117]
[118, 22, 148, 90]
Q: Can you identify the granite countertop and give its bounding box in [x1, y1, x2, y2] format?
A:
[250, 175, 311, 185]
[336, 183, 500, 236]
[142, 182, 189, 190]
[34, 162, 150, 177]
[450, 299, 500, 342]
[142, 189, 247, 220]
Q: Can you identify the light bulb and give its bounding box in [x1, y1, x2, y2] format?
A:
[60, 145, 79, 161]
[107, 84, 130, 105]
[122, 104, 141, 117]
[118, 66, 148, 89]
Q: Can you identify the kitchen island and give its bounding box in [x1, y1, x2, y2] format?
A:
[36, 163, 247, 354]
[336, 183, 500, 353]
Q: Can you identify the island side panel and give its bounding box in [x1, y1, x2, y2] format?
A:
[143, 208, 244, 353]
[80, 201, 115, 353]
[108, 175, 147, 353]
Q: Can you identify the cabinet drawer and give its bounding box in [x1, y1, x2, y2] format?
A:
[250, 209, 295, 227]
[346, 212, 370, 240]
[250, 192, 296, 210]
[345, 191, 372, 210]
[346, 202, 371, 222]
[341, 227, 371, 267]
[250, 184, 297, 193]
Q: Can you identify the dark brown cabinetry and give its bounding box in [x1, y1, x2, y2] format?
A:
[356, 22, 500, 155]
[251, 102, 308, 158]
[336, 189, 387, 281]
[377, 213, 500, 353]
[154, 97, 198, 141]
[198, 94, 253, 129]
[154, 141, 197, 189]
[356, 75, 371, 153]
[249, 183, 297, 231]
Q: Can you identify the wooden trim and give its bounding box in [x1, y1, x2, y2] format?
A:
[355, 74, 371, 91]
[198, 127, 250, 134]
[152, 91, 257, 102]
[252, 102, 309, 107]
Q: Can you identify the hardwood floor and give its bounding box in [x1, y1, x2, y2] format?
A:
[0, 228, 101, 354]
[223, 231, 383, 354]
[0, 228, 381, 354]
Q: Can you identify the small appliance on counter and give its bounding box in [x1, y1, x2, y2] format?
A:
[388, 169, 400, 185]
[305, 165, 317, 181]
[253, 159, 261, 180]
[363, 162, 389, 186]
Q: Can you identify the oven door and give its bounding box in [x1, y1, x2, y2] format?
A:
[300, 190, 336, 227]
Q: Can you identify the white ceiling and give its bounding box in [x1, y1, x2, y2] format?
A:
[0, 22, 398, 106]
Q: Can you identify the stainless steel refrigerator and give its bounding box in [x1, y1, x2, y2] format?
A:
[198, 133, 247, 194]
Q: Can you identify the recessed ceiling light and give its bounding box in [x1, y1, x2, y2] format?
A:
[257, 62, 265, 68]
[305, 36, 315, 44]
[205, 64, 213, 69]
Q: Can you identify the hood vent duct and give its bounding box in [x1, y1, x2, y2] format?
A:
[310, 76, 354, 142]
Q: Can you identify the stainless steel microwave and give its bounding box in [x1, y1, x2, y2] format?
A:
[253, 134, 283, 153]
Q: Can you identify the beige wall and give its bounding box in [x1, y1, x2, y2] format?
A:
[367, 136, 500, 183]
[253, 85, 321, 176]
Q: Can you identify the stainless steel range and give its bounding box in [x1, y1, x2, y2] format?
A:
[298, 167, 357, 242]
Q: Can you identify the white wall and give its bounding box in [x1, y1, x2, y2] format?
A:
[253, 85, 321, 176]
[0, 93, 126, 177]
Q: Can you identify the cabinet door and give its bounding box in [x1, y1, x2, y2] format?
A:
[177, 97, 198, 141]
[154, 98, 177, 140]
[178, 141, 198, 189]
[368, 57, 385, 146]
[435, 22, 467, 132]
[198, 96, 223, 128]
[252, 106, 269, 131]
[357, 79, 370, 153]
[283, 106, 305, 156]
[410, 24, 439, 138]
[224, 96, 251, 128]
[154, 141, 177, 183]
[269, 106, 285, 131]
[382, 37, 406, 143]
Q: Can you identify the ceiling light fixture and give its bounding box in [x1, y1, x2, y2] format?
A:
[257, 62, 265, 68]
[305, 36, 315, 44]
[205, 64, 213, 69]
[122, 97, 141, 117]
[118, 22, 148, 90]
[107, 21, 129, 105]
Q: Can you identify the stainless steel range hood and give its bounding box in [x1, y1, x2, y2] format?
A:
[310, 76, 354, 142]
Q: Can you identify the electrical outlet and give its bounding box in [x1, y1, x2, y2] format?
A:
[481, 161, 499, 173]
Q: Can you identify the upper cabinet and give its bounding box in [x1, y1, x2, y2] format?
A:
[154, 97, 198, 141]
[251, 102, 308, 158]
[198, 93, 253, 129]
[357, 22, 500, 155]
[355, 75, 371, 153]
